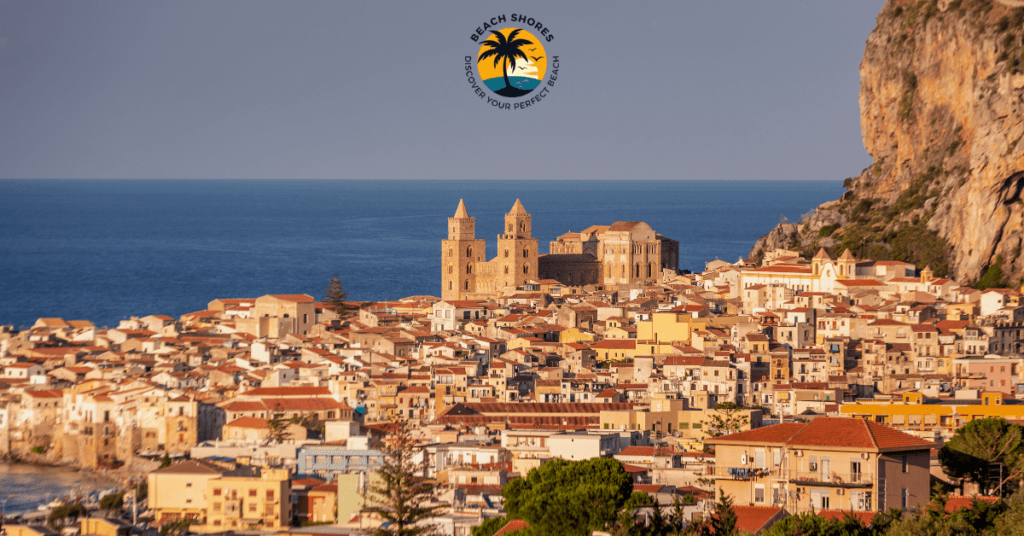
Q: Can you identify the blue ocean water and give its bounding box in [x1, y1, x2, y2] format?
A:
[0, 180, 842, 328]
[483, 76, 541, 92]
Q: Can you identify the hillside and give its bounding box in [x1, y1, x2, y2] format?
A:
[752, 0, 1024, 287]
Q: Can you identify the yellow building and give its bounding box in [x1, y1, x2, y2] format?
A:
[599, 401, 761, 440]
[80, 518, 130, 536]
[148, 460, 225, 523]
[636, 312, 707, 353]
[839, 391, 1022, 433]
[705, 417, 933, 514]
[205, 468, 291, 531]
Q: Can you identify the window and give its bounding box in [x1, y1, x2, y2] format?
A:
[523, 264, 529, 274]
[213, 488, 222, 496]
[901, 455, 908, 473]
[249, 489, 258, 497]
[523, 247, 529, 258]
[901, 488, 909, 510]
[466, 264, 472, 274]
[466, 246, 473, 257]
[213, 502, 222, 512]
[754, 485, 765, 503]
[448, 265, 453, 275]
[266, 490, 275, 501]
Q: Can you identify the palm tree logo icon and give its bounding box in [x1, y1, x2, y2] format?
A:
[477, 28, 547, 98]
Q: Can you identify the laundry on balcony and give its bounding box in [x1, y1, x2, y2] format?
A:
[726, 467, 769, 479]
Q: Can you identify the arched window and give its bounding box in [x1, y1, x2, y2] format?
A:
[508, 224, 513, 232]
[635, 264, 641, 277]
[449, 281, 453, 290]
[622, 265, 626, 277]
[466, 246, 473, 257]
[523, 263, 529, 274]
[447, 264, 453, 275]
[464, 280, 469, 290]
[448, 248, 453, 258]
[504, 249, 509, 258]
[520, 222, 526, 232]
[647, 263, 653, 277]
[466, 264, 472, 274]
[523, 247, 529, 258]
[504, 266, 509, 274]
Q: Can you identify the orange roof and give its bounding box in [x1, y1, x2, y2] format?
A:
[270, 294, 316, 303]
[494, 519, 529, 536]
[941, 495, 998, 513]
[732, 505, 786, 533]
[708, 418, 934, 451]
[225, 417, 269, 429]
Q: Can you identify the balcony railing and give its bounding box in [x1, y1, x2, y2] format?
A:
[707, 466, 776, 480]
[790, 471, 872, 487]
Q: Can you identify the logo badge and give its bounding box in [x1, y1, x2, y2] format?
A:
[464, 15, 560, 110]
[477, 28, 546, 98]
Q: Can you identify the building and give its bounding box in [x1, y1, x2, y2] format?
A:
[205, 467, 291, 531]
[705, 417, 933, 514]
[442, 199, 538, 300]
[441, 199, 680, 300]
[148, 460, 226, 523]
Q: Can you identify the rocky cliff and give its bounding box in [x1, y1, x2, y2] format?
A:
[752, 0, 1024, 286]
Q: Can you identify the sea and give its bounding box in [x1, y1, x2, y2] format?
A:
[0, 179, 842, 329]
[0, 464, 115, 516]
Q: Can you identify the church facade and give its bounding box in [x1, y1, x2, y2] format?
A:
[441, 199, 680, 300]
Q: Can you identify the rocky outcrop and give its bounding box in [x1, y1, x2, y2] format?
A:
[752, 0, 1024, 285]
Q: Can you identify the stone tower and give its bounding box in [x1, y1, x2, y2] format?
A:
[442, 199, 485, 300]
[496, 199, 539, 292]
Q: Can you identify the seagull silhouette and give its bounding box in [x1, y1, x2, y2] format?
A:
[528, 47, 537, 51]
[530, 56, 544, 61]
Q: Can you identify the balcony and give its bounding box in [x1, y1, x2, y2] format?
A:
[707, 466, 776, 480]
[790, 471, 872, 488]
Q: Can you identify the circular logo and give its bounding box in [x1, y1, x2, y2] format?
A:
[476, 28, 547, 98]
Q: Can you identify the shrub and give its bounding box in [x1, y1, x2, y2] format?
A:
[819, 224, 840, 237]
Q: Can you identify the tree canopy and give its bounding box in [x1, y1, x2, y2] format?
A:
[938, 418, 1024, 495]
[700, 403, 751, 437]
[323, 275, 349, 316]
[367, 420, 440, 536]
[502, 458, 639, 536]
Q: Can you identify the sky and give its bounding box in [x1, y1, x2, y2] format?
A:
[0, 1, 886, 181]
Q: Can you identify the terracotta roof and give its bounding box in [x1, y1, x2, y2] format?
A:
[494, 519, 530, 536]
[709, 418, 934, 451]
[941, 495, 998, 513]
[152, 460, 223, 475]
[732, 505, 786, 533]
[270, 294, 316, 303]
[225, 417, 269, 429]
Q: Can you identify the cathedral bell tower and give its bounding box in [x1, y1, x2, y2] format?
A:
[497, 199, 539, 292]
[442, 199, 485, 300]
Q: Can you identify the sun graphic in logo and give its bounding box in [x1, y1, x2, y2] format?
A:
[476, 28, 547, 98]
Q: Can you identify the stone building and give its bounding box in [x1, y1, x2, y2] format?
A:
[442, 199, 539, 301]
[441, 199, 679, 299]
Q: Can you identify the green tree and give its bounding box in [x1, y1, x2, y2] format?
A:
[366, 420, 441, 536]
[47, 502, 86, 530]
[683, 493, 738, 536]
[502, 457, 635, 536]
[700, 403, 750, 438]
[160, 518, 198, 536]
[266, 403, 290, 443]
[471, 517, 508, 536]
[762, 511, 870, 536]
[159, 453, 172, 468]
[477, 30, 533, 93]
[938, 418, 1024, 495]
[324, 274, 349, 316]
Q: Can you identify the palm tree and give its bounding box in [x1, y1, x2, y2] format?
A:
[477, 29, 533, 94]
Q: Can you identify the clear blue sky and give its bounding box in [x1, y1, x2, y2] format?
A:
[0, 1, 885, 180]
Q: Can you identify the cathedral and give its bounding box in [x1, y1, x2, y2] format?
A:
[441, 199, 680, 300]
